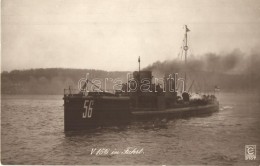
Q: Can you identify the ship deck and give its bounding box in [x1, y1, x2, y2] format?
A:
[131, 103, 219, 115]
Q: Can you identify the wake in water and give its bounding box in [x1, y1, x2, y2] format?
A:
[220, 105, 233, 111]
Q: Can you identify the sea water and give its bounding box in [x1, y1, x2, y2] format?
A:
[1, 93, 260, 165]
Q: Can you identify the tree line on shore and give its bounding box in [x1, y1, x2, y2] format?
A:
[1, 66, 259, 95]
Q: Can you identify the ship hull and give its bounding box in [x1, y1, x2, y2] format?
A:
[64, 95, 131, 131]
[64, 95, 219, 131]
[132, 103, 219, 120]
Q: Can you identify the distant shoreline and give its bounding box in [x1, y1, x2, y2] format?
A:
[1, 68, 260, 95]
[1, 90, 259, 96]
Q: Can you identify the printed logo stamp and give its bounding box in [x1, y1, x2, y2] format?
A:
[245, 145, 256, 160]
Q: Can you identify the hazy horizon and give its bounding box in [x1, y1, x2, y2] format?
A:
[2, 0, 260, 72]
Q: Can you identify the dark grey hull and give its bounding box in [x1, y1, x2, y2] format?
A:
[64, 95, 219, 131]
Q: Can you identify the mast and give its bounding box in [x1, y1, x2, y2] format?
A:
[184, 25, 190, 92]
[138, 56, 140, 73]
[138, 56, 141, 91]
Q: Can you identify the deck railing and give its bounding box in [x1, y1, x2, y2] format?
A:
[64, 89, 80, 95]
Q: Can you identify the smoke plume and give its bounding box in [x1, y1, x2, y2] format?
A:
[143, 48, 260, 93]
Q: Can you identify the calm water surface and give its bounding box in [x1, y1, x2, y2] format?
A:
[1, 93, 260, 165]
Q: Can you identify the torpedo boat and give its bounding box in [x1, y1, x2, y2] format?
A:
[63, 25, 219, 131]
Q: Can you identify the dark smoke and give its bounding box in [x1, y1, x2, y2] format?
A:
[144, 49, 245, 74]
[143, 48, 260, 93]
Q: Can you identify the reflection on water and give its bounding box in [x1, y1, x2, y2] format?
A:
[1, 93, 260, 165]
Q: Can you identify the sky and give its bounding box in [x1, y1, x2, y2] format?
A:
[2, 0, 260, 71]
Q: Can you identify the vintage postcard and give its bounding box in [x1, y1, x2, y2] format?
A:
[1, 0, 260, 165]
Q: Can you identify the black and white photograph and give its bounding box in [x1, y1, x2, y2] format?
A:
[1, 0, 260, 165]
